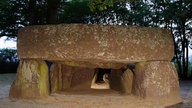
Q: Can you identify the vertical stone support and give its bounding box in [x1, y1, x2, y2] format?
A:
[71, 67, 94, 89]
[134, 61, 181, 103]
[9, 59, 49, 99]
[109, 69, 134, 94]
[61, 65, 74, 90]
[50, 63, 62, 93]
[109, 69, 123, 92]
[50, 64, 74, 93]
[121, 68, 134, 94]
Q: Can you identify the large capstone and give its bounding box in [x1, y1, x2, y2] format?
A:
[18, 24, 174, 67]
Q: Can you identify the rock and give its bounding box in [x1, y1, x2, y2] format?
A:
[54, 61, 127, 69]
[50, 64, 74, 92]
[50, 64, 95, 92]
[109, 69, 123, 92]
[50, 63, 62, 93]
[109, 68, 134, 94]
[70, 67, 94, 89]
[134, 61, 181, 103]
[11, 24, 181, 107]
[9, 59, 49, 99]
[61, 65, 74, 90]
[121, 68, 134, 94]
[18, 24, 174, 67]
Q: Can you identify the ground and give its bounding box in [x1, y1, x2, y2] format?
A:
[0, 74, 192, 108]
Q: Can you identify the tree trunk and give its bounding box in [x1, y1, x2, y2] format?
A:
[182, 22, 189, 80]
[182, 39, 186, 79]
[171, 27, 182, 78]
[46, 0, 61, 24]
[185, 38, 189, 79]
[28, 0, 36, 25]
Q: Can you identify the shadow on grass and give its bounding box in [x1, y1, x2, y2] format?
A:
[0, 62, 18, 74]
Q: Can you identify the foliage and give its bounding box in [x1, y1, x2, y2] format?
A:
[85, 2, 129, 25]
[88, 0, 133, 11]
[0, 48, 18, 63]
[0, 48, 19, 73]
[58, 0, 92, 23]
[0, 0, 27, 38]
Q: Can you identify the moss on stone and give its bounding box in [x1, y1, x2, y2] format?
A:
[39, 61, 49, 96]
[135, 61, 149, 71]
[9, 59, 50, 99]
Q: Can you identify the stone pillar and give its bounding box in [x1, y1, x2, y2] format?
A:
[134, 61, 181, 103]
[50, 63, 62, 93]
[121, 68, 134, 94]
[61, 65, 74, 90]
[50, 64, 74, 93]
[109, 69, 123, 92]
[109, 68, 134, 94]
[70, 67, 94, 89]
[9, 59, 49, 99]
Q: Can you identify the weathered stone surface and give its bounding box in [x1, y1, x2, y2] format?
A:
[121, 68, 134, 94]
[54, 61, 127, 69]
[61, 65, 74, 90]
[70, 67, 94, 89]
[109, 68, 134, 94]
[50, 64, 95, 92]
[109, 69, 123, 92]
[9, 59, 49, 98]
[134, 61, 181, 102]
[18, 24, 174, 66]
[50, 63, 62, 93]
[50, 64, 74, 92]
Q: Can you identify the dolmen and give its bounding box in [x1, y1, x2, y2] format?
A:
[9, 24, 181, 104]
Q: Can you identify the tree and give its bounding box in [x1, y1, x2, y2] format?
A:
[58, 0, 92, 24]
[0, 48, 18, 62]
[0, 0, 27, 38]
[85, 2, 129, 25]
[1, 0, 192, 79]
[88, 0, 133, 11]
[164, 0, 192, 79]
[0, 0, 65, 38]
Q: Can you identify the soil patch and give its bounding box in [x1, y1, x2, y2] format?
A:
[0, 74, 192, 108]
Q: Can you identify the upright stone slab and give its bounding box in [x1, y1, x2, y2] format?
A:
[9, 59, 49, 98]
[121, 68, 134, 94]
[50, 63, 95, 92]
[134, 61, 181, 103]
[61, 65, 74, 90]
[109, 69, 124, 92]
[70, 67, 95, 89]
[50, 63, 62, 93]
[109, 68, 134, 94]
[50, 64, 74, 92]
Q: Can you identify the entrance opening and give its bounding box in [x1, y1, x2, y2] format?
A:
[91, 68, 111, 89]
[50, 64, 134, 96]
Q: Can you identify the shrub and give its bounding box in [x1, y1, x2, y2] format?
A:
[0, 48, 19, 73]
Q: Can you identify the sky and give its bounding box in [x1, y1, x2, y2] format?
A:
[0, 36, 17, 49]
[0, 36, 192, 57]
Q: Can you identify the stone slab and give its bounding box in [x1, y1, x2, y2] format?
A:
[18, 24, 174, 64]
[134, 61, 181, 103]
[70, 67, 94, 89]
[9, 59, 49, 98]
